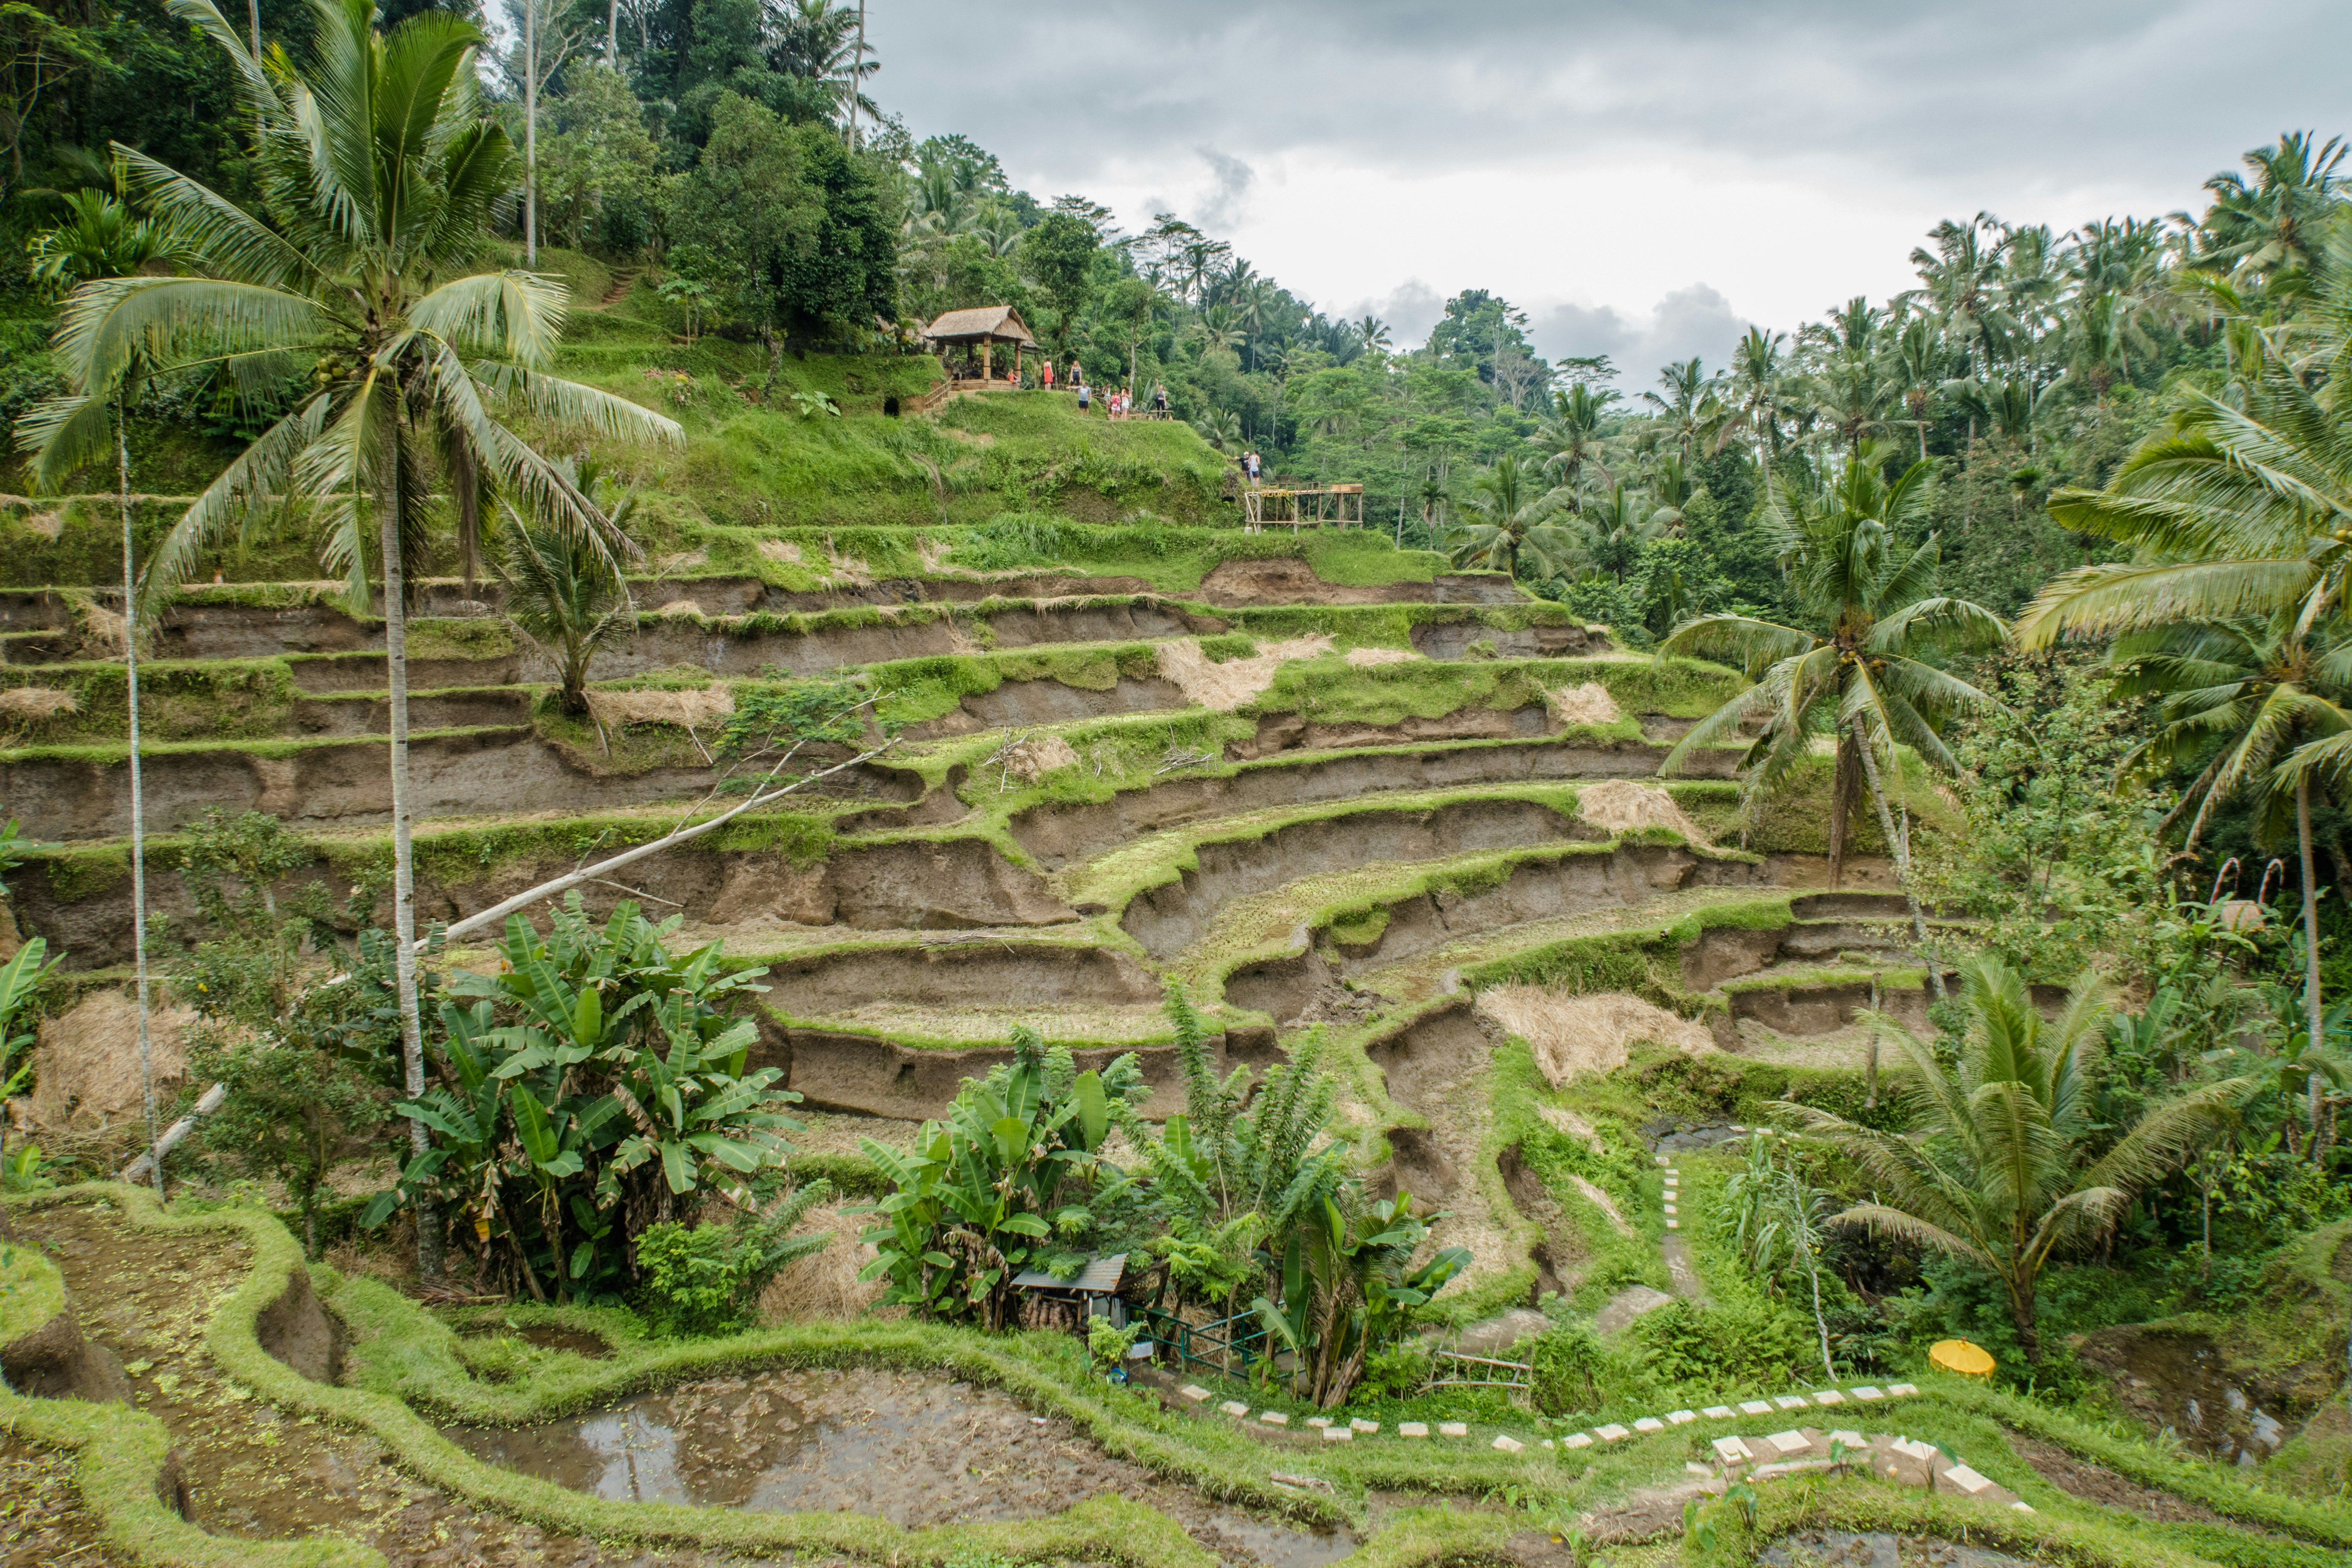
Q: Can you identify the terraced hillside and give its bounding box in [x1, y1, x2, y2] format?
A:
[2, 404, 1948, 1323]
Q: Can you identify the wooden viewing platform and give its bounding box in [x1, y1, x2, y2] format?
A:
[1243, 483, 1365, 532]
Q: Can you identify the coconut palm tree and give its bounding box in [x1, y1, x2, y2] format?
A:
[1574, 481, 1666, 584]
[1642, 358, 1718, 461]
[1776, 957, 2244, 1363]
[498, 464, 640, 715]
[1660, 448, 2006, 936]
[17, 0, 680, 1275]
[1531, 381, 1617, 507]
[2019, 263, 2352, 1077]
[2105, 616, 2349, 1143]
[1716, 325, 1788, 468]
[2200, 131, 2347, 286]
[1445, 452, 1582, 581]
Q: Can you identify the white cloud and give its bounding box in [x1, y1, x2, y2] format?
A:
[1335, 279, 1446, 349]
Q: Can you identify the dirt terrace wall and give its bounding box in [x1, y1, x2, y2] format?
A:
[902, 674, 1194, 739]
[1195, 559, 1525, 606]
[1230, 706, 1556, 757]
[755, 1025, 1225, 1121]
[3, 729, 731, 839]
[1363, 995, 1494, 1116]
[135, 596, 1222, 672]
[1010, 738, 1730, 870]
[763, 939, 1163, 1020]
[1407, 620, 1606, 660]
[1224, 843, 1774, 1024]
[1119, 797, 1597, 962]
[421, 836, 1074, 935]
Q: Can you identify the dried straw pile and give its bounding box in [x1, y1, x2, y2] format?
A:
[1475, 985, 1713, 1086]
[28, 988, 198, 1130]
[582, 686, 735, 731]
[990, 730, 1079, 785]
[1155, 635, 1333, 710]
[1576, 780, 1711, 845]
[1546, 681, 1621, 726]
[1344, 646, 1418, 668]
[0, 686, 78, 725]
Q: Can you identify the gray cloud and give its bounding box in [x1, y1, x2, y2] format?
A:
[873, 1, 2346, 193]
[1528, 286, 1749, 381]
[1191, 149, 1256, 232]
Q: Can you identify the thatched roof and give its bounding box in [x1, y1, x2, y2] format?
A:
[922, 304, 1038, 347]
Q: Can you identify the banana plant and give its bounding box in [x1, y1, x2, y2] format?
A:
[1, 937, 59, 1103]
[858, 1027, 1142, 1328]
[369, 894, 806, 1302]
[1253, 1190, 1471, 1407]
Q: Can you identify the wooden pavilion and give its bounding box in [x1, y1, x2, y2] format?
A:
[921, 304, 1038, 386]
[1242, 483, 1365, 533]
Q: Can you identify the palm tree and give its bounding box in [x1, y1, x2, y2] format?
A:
[1911, 214, 2014, 372]
[1445, 453, 1581, 580]
[1354, 314, 1391, 354]
[2019, 278, 2352, 1072]
[2105, 616, 2348, 1143]
[1575, 481, 1666, 584]
[1531, 381, 1617, 506]
[1716, 326, 1787, 468]
[1660, 448, 2006, 935]
[1888, 314, 1945, 461]
[2200, 131, 2347, 285]
[1777, 958, 2243, 1363]
[499, 465, 640, 715]
[1642, 358, 1718, 460]
[18, 0, 680, 1276]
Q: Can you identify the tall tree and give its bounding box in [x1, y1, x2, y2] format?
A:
[1445, 452, 1583, 581]
[1660, 447, 2006, 942]
[18, 0, 681, 1275]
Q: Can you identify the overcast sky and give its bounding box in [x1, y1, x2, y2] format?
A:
[864, 0, 2351, 378]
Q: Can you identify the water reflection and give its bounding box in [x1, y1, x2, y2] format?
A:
[448, 1364, 1357, 1567]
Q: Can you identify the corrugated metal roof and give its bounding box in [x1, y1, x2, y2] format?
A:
[1010, 1253, 1128, 1292]
[922, 304, 1038, 345]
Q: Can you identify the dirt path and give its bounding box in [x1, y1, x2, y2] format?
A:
[591, 267, 640, 310]
[0, 1431, 132, 1566]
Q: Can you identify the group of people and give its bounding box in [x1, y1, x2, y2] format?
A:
[1036, 359, 1169, 419]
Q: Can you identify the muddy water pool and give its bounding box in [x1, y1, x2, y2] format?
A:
[2080, 1332, 2289, 1466]
[450, 1364, 1357, 1568]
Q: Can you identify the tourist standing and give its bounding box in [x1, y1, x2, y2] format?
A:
[1152, 383, 1168, 414]
[1041, 359, 1054, 389]
[1078, 382, 1091, 412]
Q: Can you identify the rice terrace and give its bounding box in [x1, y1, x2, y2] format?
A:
[3, 3, 2352, 1566]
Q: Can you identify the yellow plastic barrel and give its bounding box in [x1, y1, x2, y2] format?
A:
[1928, 1338, 1997, 1380]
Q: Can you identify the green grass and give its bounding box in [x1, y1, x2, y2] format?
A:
[0, 1241, 65, 1341]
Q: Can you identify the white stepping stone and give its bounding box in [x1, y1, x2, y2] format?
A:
[1633, 1417, 1665, 1432]
[1662, 1204, 1678, 1215]
[1439, 1422, 1468, 1438]
[1304, 1416, 1330, 1429]
[1731, 1124, 1747, 1132]
[1321, 1426, 1353, 1442]
[1219, 1401, 1250, 1417]
[1259, 1411, 1289, 1426]
[1666, 1410, 1697, 1425]
[1594, 1423, 1631, 1442]
[2012, 1501, 2036, 1514]
[1663, 1174, 1678, 1185]
[1886, 1383, 1919, 1397]
[1893, 1438, 1939, 1462]
[1773, 1394, 1812, 1410]
[1562, 1432, 1593, 1449]
[1764, 1430, 1812, 1456]
[1830, 1430, 1867, 1450]
[1351, 1418, 1379, 1433]
[1541, 1438, 1555, 1450]
[1666, 1219, 1679, 1229]
[1812, 1390, 1844, 1406]
[1656, 1155, 1669, 1165]
[1685, 1461, 1714, 1476]
[1942, 1464, 1994, 1495]
[1849, 1386, 1885, 1401]
[1492, 1434, 1524, 1453]
[1703, 1406, 1735, 1419]
[1711, 1436, 1753, 1464]
[1398, 1422, 1429, 1438]
[1739, 1400, 1774, 1415]
[1179, 1385, 1211, 1402]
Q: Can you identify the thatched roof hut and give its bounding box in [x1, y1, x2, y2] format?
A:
[921, 304, 1038, 348]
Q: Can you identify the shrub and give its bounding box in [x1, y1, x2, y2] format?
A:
[633, 1183, 834, 1337]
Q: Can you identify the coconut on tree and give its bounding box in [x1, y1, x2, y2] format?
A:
[16, 0, 682, 1276]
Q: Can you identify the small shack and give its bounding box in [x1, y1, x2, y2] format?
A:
[1010, 1252, 1131, 1331]
[922, 304, 1038, 386]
